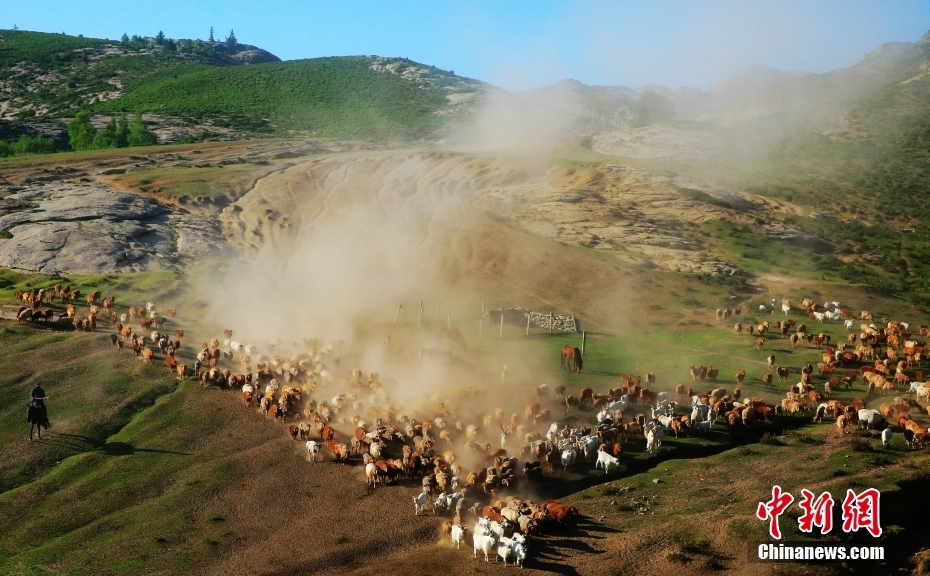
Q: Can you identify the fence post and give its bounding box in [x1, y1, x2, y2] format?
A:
[417, 300, 423, 329]
[435, 300, 441, 322]
[526, 313, 531, 336]
[581, 331, 586, 355]
[393, 304, 402, 327]
[549, 311, 553, 334]
[499, 312, 504, 338]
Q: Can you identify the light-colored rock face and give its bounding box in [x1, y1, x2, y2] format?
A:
[220, 149, 790, 274]
[0, 183, 224, 274]
[591, 125, 726, 162]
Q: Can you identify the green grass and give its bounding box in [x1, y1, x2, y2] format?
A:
[2, 30, 472, 141]
[94, 57, 451, 140]
[0, 29, 106, 68]
[102, 162, 276, 202]
[0, 269, 185, 307]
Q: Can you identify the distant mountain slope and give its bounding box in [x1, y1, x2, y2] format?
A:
[730, 34, 930, 219]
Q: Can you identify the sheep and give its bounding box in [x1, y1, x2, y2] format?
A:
[858, 409, 884, 430]
[881, 427, 893, 448]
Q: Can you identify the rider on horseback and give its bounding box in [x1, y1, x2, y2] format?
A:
[29, 383, 50, 432]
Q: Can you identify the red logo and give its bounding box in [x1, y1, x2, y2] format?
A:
[757, 485, 795, 539]
[841, 488, 882, 537]
[797, 489, 835, 535]
[758, 487, 882, 538]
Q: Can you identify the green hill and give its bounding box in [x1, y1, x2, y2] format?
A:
[94, 57, 455, 140]
[0, 29, 484, 141]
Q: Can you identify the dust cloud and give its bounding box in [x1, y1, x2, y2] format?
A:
[211, 199, 435, 345]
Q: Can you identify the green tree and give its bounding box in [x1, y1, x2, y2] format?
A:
[127, 113, 157, 146]
[164, 38, 176, 52]
[121, 33, 129, 45]
[67, 110, 96, 151]
[12, 134, 58, 154]
[93, 117, 119, 149]
[226, 29, 237, 51]
[0, 141, 13, 157]
[116, 113, 130, 148]
[155, 30, 165, 45]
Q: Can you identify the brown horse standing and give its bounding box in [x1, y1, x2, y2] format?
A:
[560, 345, 583, 373]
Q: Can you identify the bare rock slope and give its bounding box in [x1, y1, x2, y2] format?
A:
[222, 148, 787, 275]
[0, 183, 222, 274]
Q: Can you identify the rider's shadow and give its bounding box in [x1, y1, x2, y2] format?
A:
[49, 434, 192, 456]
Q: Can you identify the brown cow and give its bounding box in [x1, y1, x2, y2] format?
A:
[545, 500, 578, 524]
[321, 425, 335, 442]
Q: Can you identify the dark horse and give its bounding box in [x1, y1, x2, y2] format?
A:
[560, 345, 583, 373]
[27, 400, 49, 441]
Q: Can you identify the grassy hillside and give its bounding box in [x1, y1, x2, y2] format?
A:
[0, 29, 480, 142]
[94, 57, 451, 140]
[0, 30, 107, 67]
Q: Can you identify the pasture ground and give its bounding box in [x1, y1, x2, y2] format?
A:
[0, 142, 930, 575]
[1, 207, 929, 575]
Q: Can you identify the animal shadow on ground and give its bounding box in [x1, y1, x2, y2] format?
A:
[526, 517, 613, 574]
[48, 433, 191, 456]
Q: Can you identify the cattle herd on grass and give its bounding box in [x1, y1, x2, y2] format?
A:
[9, 286, 930, 566]
[716, 297, 930, 446]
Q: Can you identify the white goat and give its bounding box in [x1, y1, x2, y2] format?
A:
[451, 524, 467, 549]
[305, 440, 321, 462]
[413, 491, 430, 515]
[881, 428, 893, 448]
[473, 533, 497, 562]
[596, 448, 620, 473]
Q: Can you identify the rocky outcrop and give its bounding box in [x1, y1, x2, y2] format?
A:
[231, 48, 281, 65]
[0, 183, 224, 274]
[663, 260, 740, 276]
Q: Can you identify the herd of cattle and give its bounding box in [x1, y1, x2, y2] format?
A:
[716, 297, 930, 446]
[10, 285, 930, 565]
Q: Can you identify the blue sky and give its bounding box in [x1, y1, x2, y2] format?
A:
[6, 1, 930, 90]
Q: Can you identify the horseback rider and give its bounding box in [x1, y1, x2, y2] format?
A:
[29, 383, 50, 430]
